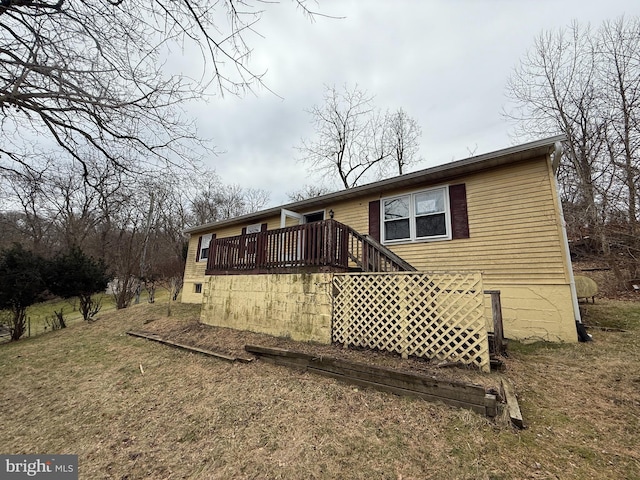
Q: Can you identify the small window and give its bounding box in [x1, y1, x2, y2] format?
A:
[382, 187, 450, 243]
[194, 283, 202, 294]
[304, 211, 325, 223]
[246, 223, 262, 234]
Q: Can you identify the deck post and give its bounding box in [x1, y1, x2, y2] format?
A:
[484, 290, 504, 356]
[256, 231, 267, 269]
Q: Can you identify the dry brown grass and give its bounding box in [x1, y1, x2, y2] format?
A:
[1, 299, 639, 479]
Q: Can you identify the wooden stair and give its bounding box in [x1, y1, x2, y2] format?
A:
[344, 227, 416, 272]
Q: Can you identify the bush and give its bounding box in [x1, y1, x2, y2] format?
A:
[44, 310, 67, 331]
[48, 246, 111, 321]
[0, 244, 47, 340]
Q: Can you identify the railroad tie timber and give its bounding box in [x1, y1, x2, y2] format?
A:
[127, 330, 254, 363]
[245, 344, 498, 418]
[500, 378, 525, 429]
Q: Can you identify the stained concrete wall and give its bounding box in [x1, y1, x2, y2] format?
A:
[201, 273, 333, 344]
[200, 272, 577, 345]
[484, 284, 577, 343]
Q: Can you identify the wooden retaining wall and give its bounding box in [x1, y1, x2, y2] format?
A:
[245, 345, 498, 417]
[127, 332, 512, 421]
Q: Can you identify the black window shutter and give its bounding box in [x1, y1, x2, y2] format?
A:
[261, 223, 268, 232]
[449, 184, 469, 239]
[369, 200, 381, 242]
[195, 236, 202, 261]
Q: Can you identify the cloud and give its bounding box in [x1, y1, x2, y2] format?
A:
[189, 0, 634, 208]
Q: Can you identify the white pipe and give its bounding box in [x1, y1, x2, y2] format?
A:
[552, 141, 583, 324]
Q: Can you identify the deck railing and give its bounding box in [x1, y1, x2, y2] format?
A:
[345, 228, 416, 272]
[205, 219, 415, 274]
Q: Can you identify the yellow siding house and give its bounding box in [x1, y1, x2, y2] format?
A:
[183, 136, 580, 345]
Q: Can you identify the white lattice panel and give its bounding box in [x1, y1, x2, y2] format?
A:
[332, 272, 489, 371]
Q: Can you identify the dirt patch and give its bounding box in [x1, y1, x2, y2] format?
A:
[139, 315, 500, 391]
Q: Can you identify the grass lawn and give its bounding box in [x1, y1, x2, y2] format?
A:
[11, 289, 169, 338]
[17, 294, 116, 337]
[0, 298, 639, 479]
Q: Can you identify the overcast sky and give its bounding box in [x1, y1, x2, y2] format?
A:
[190, 0, 635, 207]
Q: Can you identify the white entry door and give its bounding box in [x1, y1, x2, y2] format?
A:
[280, 208, 304, 228]
[279, 209, 304, 263]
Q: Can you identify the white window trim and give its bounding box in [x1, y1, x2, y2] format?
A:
[381, 185, 451, 244]
[198, 233, 212, 261]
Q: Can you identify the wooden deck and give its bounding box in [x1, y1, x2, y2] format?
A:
[205, 219, 415, 275]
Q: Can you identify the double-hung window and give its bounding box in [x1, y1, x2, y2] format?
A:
[382, 186, 450, 243]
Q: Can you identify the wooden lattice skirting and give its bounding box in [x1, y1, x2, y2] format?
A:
[332, 272, 490, 371]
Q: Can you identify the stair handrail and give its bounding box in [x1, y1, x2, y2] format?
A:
[342, 223, 416, 272]
[362, 233, 417, 271]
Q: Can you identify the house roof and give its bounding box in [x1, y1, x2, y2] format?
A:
[185, 135, 566, 235]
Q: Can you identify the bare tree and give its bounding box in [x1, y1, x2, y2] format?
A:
[506, 16, 640, 286]
[190, 178, 270, 225]
[0, 0, 321, 180]
[46, 164, 104, 252]
[298, 85, 423, 188]
[243, 188, 271, 214]
[189, 172, 224, 226]
[287, 184, 332, 202]
[600, 17, 640, 239]
[506, 21, 610, 249]
[298, 84, 388, 189]
[1, 147, 274, 308]
[385, 108, 423, 175]
[2, 167, 56, 252]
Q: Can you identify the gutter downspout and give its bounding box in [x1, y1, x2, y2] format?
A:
[551, 141, 583, 327]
